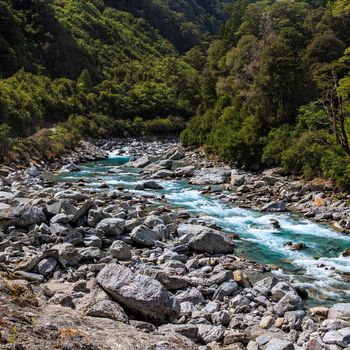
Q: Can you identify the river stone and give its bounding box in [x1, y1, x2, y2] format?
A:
[97, 263, 180, 324]
[109, 241, 131, 260]
[189, 168, 232, 185]
[87, 299, 128, 323]
[274, 293, 302, 316]
[177, 224, 209, 238]
[206, 270, 232, 286]
[144, 159, 173, 172]
[260, 316, 275, 329]
[212, 310, 230, 327]
[13, 271, 44, 283]
[231, 174, 246, 186]
[0, 203, 10, 210]
[252, 276, 279, 296]
[79, 247, 105, 262]
[144, 215, 164, 228]
[96, 218, 125, 236]
[197, 324, 225, 344]
[175, 166, 195, 178]
[27, 166, 40, 177]
[213, 280, 239, 301]
[84, 235, 102, 248]
[130, 225, 160, 247]
[63, 231, 84, 246]
[176, 288, 205, 306]
[328, 304, 350, 321]
[50, 223, 71, 236]
[271, 282, 298, 301]
[37, 257, 57, 277]
[323, 327, 350, 347]
[151, 169, 174, 178]
[0, 191, 14, 202]
[128, 155, 153, 168]
[59, 163, 81, 173]
[321, 319, 350, 332]
[261, 201, 287, 212]
[0, 206, 46, 229]
[88, 209, 111, 227]
[168, 148, 185, 160]
[142, 180, 164, 190]
[265, 338, 294, 350]
[55, 243, 81, 267]
[153, 224, 169, 240]
[188, 230, 234, 254]
[50, 213, 72, 225]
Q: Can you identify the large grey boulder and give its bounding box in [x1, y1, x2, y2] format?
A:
[175, 166, 196, 178]
[151, 170, 174, 179]
[323, 327, 350, 347]
[130, 225, 160, 247]
[97, 263, 180, 324]
[189, 168, 232, 185]
[127, 155, 154, 168]
[261, 201, 287, 212]
[188, 229, 234, 255]
[177, 224, 209, 239]
[167, 148, 185, 160]
[271, 282, 298, 301]
[0, 206, 46, 229]
[213, 280, 239, 301]
[144, 159, 172, 172]
[96, 218, 125, 236]
[274, 293, 302, 316]
[141, 181, 164, 190]
[231, 174, 246, 186]
[252, 276, 279, 296]
[328, 304, 350, 321]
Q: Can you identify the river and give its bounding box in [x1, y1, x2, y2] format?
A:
[53, 154, 350, 306]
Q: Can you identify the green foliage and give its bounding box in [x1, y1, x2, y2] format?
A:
[0, 123, 11, 161]
[262, 125, 292, 167]
[182, 0, 350, 188]
[0, 0, 220, 152]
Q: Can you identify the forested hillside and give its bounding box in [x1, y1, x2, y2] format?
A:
[1, 0, 350, 188]
[0, 0, 228, 159]
[181, 0, 350, 188]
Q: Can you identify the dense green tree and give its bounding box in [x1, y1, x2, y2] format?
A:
[181, 0, 350, 188]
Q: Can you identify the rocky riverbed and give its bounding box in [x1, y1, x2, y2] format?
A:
[0, 138, 349, 349]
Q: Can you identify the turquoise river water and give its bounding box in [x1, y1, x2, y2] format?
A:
[54, 155, 350, 306]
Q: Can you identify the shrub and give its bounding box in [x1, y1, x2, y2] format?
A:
[0, 123, 11, 162]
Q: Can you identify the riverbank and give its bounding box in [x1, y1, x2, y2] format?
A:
[56, 137, 350, 233]
[0, 138, 350, 349]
